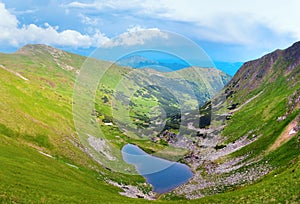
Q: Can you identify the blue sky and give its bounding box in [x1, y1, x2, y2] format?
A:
[0, 0, 299, 63]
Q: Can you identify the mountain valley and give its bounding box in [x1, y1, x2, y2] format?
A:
[0, 42, 299, 203]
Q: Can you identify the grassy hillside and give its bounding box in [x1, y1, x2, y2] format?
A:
[0, 134, 144, 203]
[155, 42, 300, 200]
[207, 41, 300, 201]
[0, 44, 232, 203]
[0, 44, 154, 203]
[0, 43, 299, 203]
[223, 41, 300, 157]
[215, 43, 300, 201]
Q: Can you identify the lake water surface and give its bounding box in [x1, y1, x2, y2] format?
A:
[122, 144, 193, 194]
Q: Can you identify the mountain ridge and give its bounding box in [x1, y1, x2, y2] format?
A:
[172, 41, 300, 199]
[0, 42, 299, 203]
[226, 41, 300, 99]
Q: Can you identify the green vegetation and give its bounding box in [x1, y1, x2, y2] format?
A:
[0, 135, 141, 203]
[222, 64, 300, 162]
[0, 43, 299, 203]
[195, 155, 300, 203]
[0, 45, 150, 203]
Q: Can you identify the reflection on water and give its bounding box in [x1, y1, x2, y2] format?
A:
[122, 144, 193, 194]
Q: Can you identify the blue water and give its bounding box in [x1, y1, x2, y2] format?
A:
[122, 144, 193, 194]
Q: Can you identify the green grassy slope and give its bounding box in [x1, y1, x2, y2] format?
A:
[0, 44, 230, 203]
[0, 45, 149, 203]
[212, 41, 300, 202]
[160, 41, 300, 201]
[0, 135, 139, 203]
[0, 42, 299, 203]
[223, 42, 300, 159]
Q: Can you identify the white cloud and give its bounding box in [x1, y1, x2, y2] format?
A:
[0, 2, 165, 49]
[79, 13, 99, 26]
[0, 3, 18, 29]
[156, 0, 300, 43]
[0, 3, 167, 47]
[65, 0, 300, 45]
[17, 24, 92, 47]
[102, 26, 168, 48]
[0, 2, 109, 48]
[3, 0, 299, 50]
[91, 29, 111, 46]
[66, 1, 93, 9]
[66, 0, 141, 10]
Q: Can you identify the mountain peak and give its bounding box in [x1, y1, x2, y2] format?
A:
[16, 44, 66, 57]
[290, 41, 300, 48]
[225, 41, 300, 99]
[14, 44, 85, 72]
[283, 41, 300, 71]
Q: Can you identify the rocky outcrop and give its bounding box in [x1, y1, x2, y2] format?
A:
[225, 41, 300, 99]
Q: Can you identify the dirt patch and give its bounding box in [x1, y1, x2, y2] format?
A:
[269, 115, 299, 151]
[40, 77, 56, 88]
[231, 91, 264, 113]
[0, 64, 29, 81]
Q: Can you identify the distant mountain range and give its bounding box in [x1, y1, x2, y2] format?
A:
[116, 54, 243, 76]
[116, 55, 190, 72]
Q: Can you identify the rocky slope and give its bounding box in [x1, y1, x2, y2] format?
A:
[225, 41, 300, 100]
[168, 42, 300, 201]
